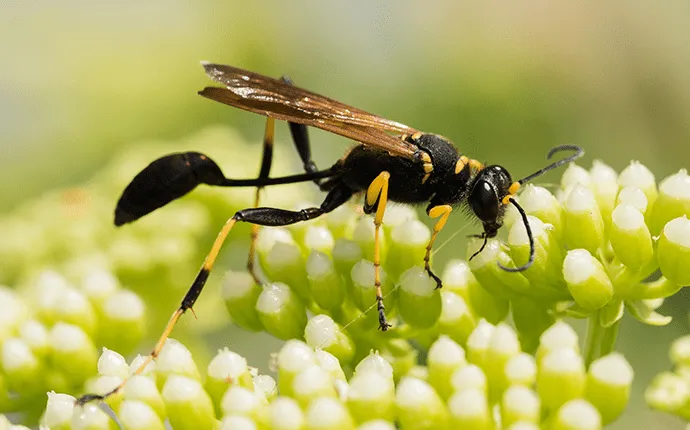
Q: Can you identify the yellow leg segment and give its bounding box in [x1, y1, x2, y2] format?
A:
[424, 205, 453, 289]
[365, 171, 392, 331]
[77, 217, 238, 405]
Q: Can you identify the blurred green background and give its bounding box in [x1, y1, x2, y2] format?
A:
[2, 2, 690, 428]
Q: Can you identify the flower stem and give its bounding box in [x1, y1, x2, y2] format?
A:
[584, 310, 621, 367]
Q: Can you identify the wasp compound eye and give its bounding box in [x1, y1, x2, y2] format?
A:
[470, 179, 499, 222]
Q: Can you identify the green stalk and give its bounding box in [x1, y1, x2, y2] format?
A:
[584, 310, 622, 368]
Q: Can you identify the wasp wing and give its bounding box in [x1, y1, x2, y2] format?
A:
[199, 63, 419, 159]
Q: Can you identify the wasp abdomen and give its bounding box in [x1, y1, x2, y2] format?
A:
[114, 152, 225, 226]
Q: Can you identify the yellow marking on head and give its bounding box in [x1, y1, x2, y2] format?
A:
[421, 173, 431, 184]
[501, 181, 521, 205]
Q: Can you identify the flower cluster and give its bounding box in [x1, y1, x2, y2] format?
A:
[0, 126, 689, 428]
[0, 269, 144, 425]
[28, 325, 631, 429]
[646, 332, 690, 421]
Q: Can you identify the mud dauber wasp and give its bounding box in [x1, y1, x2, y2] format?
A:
[77, 62, 583, 406]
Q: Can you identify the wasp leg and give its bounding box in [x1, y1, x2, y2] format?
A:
[247, 117, 275, 284]
[76, 184, 353, 406]
[424, 204, 453, 289]
[363, 171, 392, 331]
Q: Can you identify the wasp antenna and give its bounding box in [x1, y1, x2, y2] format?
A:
[498, 198, 534, 272]
[517, 144, 584, 185]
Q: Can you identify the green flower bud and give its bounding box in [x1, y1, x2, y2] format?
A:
[427, 335, 466, 400]
[506, 422, 540, 430]
[506, 218, 569, 300]
[650, 169, 690, 235]
[97, 290, 145, 354]
[440, 259, 475, 300]
[332, 239, 363, 282]
[253, 374, 277, 401]
[382, 204, 418, 238]
[395, 377, 449, 430]
[256, 282, 308, 340]
[536, 320, 580, 363]
[561, 163, 591, 190]
[387, 220, 430, 279]
[263, 397, 304, 430]
[97, 347, 128, 377]
[589, 160, 619, 225]
[0, 287, 28, 342]
[398, 267, 442, 329]
[71, 403, 110, 430]
[304, 315, 354, 364]
[220, 415, 257, 430]
[645, 372, 689, 415]
[307, 252, 346, 314]
[511, 298, 555, 354]
[616, 186, 648, 215]
[563, 185, 606, 255]
[467, 239, 524, 303]
[347, 370, 395, 423]
[86, 375, 123, 411]
[263, 241, 311, 302]
[221, 271, 263, 332]
[80, 268, 119, 305]
[155, 339, 200, 389]
[618, 161, 657, 208]
[1, 338, 41, 393]
[206, 348, 253, 414]
[609, 204, 654, 270]
[380, 339, 418, 382]
[293, 365, 338, 408]
[447, 388, 492, 430]
[41, 392, 75, 430]
[485, 323, 521, 401]
[466, 320, 494, 370]
[277, 340, 316, 398]
[626, 298, 672, 326]
[357, 420, 396, 430]
[123, 375, 165, 420]
[585, 353, 633, 424]
[520, 184, 563, 232]
[326, 205, 357, 239]
[563, 249, 614, 310]
[658, 216, 690, 286]
[671, 335, 690, 366]
[119, 400, 165, 430]
[537, 348, 586, 412]
[305, 397, 355, 430]
[221, 385, 264, 419]
[129, 354, 156, 377]
[350, 260, 393, 314]
[553, 399, 602, 430]
[33, 271, 71, 326]
[450, 364, 487, 395]
[256, 227, 296, 269]
[501, 385, 540, 427]
[353, 217, 381, 264]
[53, 287, 96, 336]
[161, 375, 216, 430]
[355, 351, 394, 381]
[304, 225, 335, 255]
[504, 352, 537, 387]
[435, 291, 476, 346]
[314, 349, 347, 382]
[49, 323, 97, 384]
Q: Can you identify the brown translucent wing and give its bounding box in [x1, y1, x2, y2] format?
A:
[199, 63, 419, 159]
